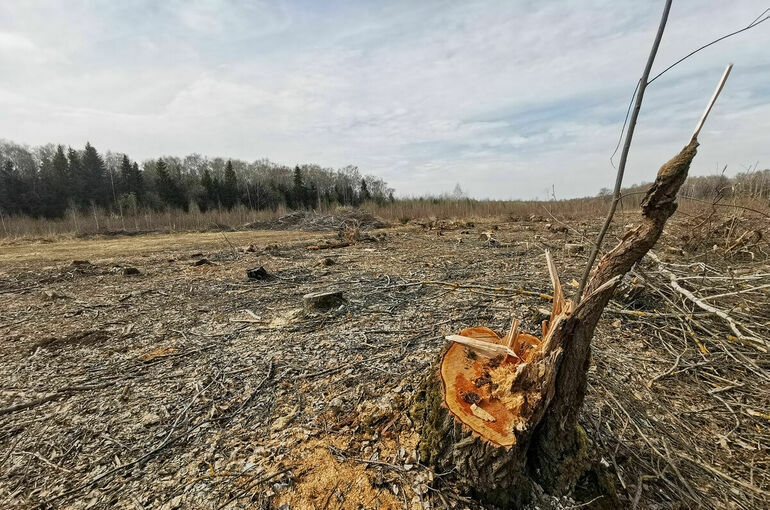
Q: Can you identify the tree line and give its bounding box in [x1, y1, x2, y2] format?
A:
[0, 139, 394, 219]
[598, 167, 770, 204]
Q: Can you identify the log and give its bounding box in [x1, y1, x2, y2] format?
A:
[303, 290, 345, 311]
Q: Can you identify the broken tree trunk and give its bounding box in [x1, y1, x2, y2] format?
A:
[414, 61, 733, 504]
[415, 140, 700, 507]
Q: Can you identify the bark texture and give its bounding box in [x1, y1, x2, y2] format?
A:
[415, 141, 699, 506]
[412, 366, 535, 508]
[530, 140, 699, 490]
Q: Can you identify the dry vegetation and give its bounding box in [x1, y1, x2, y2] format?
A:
[0, 205, 768, 509]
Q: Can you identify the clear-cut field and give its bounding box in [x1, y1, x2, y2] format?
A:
[1, 215, 767, 509]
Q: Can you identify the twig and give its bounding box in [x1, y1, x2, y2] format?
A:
[690, 64, 732, 141]
[676, 452, 770, 497]
[648, 9, 769, 84]
[647, 346, 684, 388]
[577, 0, 673, 300]
[700, 283, 770, 301]
[649, 252, 767, 352]
[221, 232, 239, 259]
[0, 381, 114, 417]
[378, 279, 553, 301]
[215, 359, 275, 423]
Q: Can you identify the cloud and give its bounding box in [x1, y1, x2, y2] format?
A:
[0, 0, 768, 199]
[0, 31, 36, 52]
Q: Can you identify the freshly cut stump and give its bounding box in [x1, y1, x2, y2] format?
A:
[440, 327, 542, 447]
[414, 252, 580, 507]
[415, 326, 546, 507]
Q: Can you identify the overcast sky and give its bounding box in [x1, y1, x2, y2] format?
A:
[1, 1, 768, 199]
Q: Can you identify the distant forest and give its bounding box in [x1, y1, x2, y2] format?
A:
[0, 139, 394, 219]
[1, 139, 769, 222]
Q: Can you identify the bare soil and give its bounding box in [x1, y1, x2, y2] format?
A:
[1, 214, 767, 509]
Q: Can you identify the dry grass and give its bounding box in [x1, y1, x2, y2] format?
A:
[2, 192, 767, 241]
[0, 230, 325, 266]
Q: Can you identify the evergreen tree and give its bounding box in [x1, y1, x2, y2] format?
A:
[0, 160, 21, 214]
[155, 159, 187, 210]
[67, 148, 86, 209]
[35, 145, 70, 217]
[292, 165, 305, 209]
[130, 162, 143, 201]
[223, 160, 237, 209]
[200, 168, 217, 210]
[119, 155, 132, 197]
[81, 142, 107, 207]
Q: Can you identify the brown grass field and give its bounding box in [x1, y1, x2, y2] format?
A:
[0, 209, 768, 509]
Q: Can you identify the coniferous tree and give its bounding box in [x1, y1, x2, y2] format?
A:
[81, 142, 107, 207]
[52, 145, 70, 195]
[67, 148, 86, 209]
[223, 160, 237, 209]
[119, 155, 132, 197]
[0, 160, 21, 214]
[155, 159, 187, 211]
[35, 145, 71, 217]
[292, 165, 305, 209]
[200, 168, 217, 210]
[130, 162, 143, 201]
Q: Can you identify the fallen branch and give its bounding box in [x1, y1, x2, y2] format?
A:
[306, 242, 351, 250]
[648, 252, 768, 353]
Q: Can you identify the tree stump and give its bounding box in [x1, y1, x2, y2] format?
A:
[413, 254, 585, 507]
[414, 141, 700, 507]
[246, 265, 270, 280]
[303, 290, 345, 311]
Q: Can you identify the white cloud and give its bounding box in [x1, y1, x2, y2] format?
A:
[0, 31, 36, 52]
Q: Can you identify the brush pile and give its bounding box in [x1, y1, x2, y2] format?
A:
[245, 209, 387, 232]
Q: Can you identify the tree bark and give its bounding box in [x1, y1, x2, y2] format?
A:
[414, 141, 699, 507]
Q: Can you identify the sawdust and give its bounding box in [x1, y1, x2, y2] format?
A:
[273, 437, 415, 509]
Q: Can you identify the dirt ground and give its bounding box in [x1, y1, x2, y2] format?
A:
[1, 213, 768, 509]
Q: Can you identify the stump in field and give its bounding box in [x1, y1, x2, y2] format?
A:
[246, 265, 270, 280]
[303, 290, 345, 311]
[414, 140, 702, 507]
[414, 253, 589, 507]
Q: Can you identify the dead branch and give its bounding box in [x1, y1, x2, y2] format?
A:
[648, 251, 768, 352]
[577, 0, 673, 299]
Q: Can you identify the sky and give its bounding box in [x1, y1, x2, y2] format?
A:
[0, 1, 768, 199]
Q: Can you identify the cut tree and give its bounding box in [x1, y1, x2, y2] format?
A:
[413, 62, 734, 508]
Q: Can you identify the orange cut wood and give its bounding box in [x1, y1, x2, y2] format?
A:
[439, 326, 541, 447]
